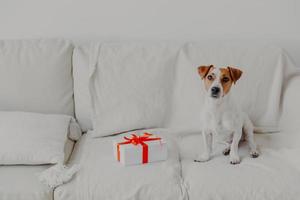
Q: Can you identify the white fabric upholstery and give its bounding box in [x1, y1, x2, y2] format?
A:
[89, 43, 179, 137]
[0, 40, 295, 200]
[179, 132, 300, 200]
[0, 165, 53, 200]
[280, 75, 300, 132]
[0, 139, 74, 200]
[73, 42, 299, 135]
[54, 130, 187, 200]
[64, 138, 75, 163]
[0, 39, 74, 116]
[166, 42, 299, 133]
[73, 46, 93, 132]
[0, 111, 73, 165]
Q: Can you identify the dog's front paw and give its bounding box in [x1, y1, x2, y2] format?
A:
[194, 153, 210, 162]
[229, 155, 240, 165]
[222, 147, 230, 156]
[250, 150, 259, 158]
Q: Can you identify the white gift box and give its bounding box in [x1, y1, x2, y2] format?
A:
[113, 133, 168, 166]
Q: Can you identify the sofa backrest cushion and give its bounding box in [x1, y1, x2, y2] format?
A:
[73, 46, 93, 131]
[89, 43, 179, 137]
[72, 41, 299, 134]
[166, 42, 299, 133]
[0, 39, 74, 116]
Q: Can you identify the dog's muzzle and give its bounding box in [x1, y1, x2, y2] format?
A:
[211, 86, 220, 98]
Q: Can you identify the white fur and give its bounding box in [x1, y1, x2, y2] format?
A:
[195, 67, 259, 164]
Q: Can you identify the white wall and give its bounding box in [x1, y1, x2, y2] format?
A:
[1, 0, 300, 64]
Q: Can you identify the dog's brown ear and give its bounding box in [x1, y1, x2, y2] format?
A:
[198, 65, 213, 79]
[227, 67, 243, 84]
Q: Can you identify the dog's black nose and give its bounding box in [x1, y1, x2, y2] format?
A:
[211, 87, 220, 94]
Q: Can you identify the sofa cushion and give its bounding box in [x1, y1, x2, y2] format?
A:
[72, 46, 93, 132]
[89, 43, 179, 137]
[0, 39, 74, 116]
[280, 75, 300, 132]
[54, 130, 187, 200]
[179, 132, 300, 200]
[0, 111, 74, 165]
[0, 165, 53, 200]
[166, 42, 299, 133]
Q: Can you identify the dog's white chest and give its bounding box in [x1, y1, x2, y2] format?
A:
[206, 111, 234, 135]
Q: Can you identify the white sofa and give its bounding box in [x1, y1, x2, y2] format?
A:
[0, 39, 300, 200]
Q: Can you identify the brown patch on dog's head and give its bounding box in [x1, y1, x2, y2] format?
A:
[197, 65, 243, 98]
[198, 65, 214, 79]
[227, 66, 242, 84]
[219, 68, 234, 95]
[220, 67, 242, 95]
[198, 65, 215, 91]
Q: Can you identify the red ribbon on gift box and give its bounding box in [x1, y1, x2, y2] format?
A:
[117, 132, 161, 164]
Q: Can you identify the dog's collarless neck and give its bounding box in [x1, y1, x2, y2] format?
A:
[205, 94, 231, 108]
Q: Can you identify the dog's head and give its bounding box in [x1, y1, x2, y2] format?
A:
[197, 65, 242, 99]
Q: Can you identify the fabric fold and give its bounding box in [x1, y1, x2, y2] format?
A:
[39, 117, 82, 188]
[38, 163, 80, 188]
[68, 117, 82, 141]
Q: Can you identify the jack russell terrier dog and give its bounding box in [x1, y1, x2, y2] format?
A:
[194, 65, 259, 164]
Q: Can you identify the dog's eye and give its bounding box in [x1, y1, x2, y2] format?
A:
[222, 77, 229, 83]
[207, 75, 213, 80]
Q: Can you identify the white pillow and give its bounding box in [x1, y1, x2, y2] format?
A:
[0, 39, 74, 116]
[0, 111, 73, 165]
[166, 42, 299, 133]
[89, 43, 179, 137]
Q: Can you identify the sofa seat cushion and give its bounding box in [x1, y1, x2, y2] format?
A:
[179, 132, 300, 200]
[0, 165, 53, 200]
[54, 130, 187, 200]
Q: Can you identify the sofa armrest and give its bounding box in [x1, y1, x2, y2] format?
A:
[280, 76, 300, 132]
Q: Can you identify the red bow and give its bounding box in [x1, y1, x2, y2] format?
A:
[117, 132, 161, 164]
